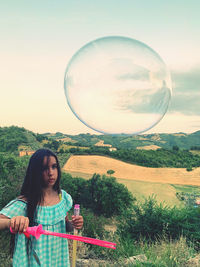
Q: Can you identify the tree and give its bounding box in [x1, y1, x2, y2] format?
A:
[61, 172, 135, 217]
[107, 169, 115, 177]
[88, 174, 134, 217]
[0, 153, 29, 208]
[172, 145, 179, 151]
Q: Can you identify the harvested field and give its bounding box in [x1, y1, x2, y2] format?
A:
[116, 178, 181, 206]
[136, 145, 161, 150]
[63, 155, 200, 186]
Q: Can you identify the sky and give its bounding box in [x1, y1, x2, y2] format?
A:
[0, 0, 200, 135]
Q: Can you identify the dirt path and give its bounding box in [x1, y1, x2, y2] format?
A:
[63, 155, 200, 186]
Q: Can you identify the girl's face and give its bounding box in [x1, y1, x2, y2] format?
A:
[42, 156, 58, 188]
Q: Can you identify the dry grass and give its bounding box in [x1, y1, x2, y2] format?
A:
[116, 178, 181, 206]
[63, 155, 200, 186]
[56, 137, 75, 142]
[136, 145, 161, 150]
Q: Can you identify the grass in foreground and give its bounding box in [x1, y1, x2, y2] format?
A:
[80, 236, 198, 266]
[139, 236, 196, 267]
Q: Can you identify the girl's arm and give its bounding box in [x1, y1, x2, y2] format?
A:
[0, 214, 10, 230]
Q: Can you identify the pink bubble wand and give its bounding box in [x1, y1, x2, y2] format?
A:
[10, 224, 116, 249]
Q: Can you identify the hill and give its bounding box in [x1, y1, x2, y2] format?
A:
[63, 155, 200, 186]
[0, 126, 43, 153]
[1, 126, 200, 207]
[1, 126, 200, 171]
[63, 155, 200, 206]
[2, 126, 200, 153]
[46, 130, 200, 150]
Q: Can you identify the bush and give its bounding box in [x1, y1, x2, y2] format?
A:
[0, 153, 29, 209]
[80, 208, 107, 240]
[61, 173, 135, 218]
[61, 172, 90, 206]
[87, 174, 135, 217]
[117, 196, 200, 249]
[186, 166, 193, 171]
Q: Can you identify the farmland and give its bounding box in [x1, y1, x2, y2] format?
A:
[63, 155, 200, 206]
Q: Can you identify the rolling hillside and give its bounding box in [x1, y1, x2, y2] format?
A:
[2, 126, 200, 206]
[45, 129, 200, 150]
[2, 126, 200, 152]
[63, 155, 200, 186]
[63, 155, 200, 206]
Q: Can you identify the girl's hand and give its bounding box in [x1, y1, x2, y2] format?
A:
[10, 216, 29, 234]
[72, 215, 83, 230]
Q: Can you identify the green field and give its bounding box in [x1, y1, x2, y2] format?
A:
[116, 178, 182, 207]
[172, 184, 200, 194]
[64, 170, 190, 207]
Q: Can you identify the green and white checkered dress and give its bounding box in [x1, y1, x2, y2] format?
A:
[0, 190, 72, 266]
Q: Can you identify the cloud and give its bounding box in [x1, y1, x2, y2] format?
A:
[114, 63, 171, 115]
[113, 65, 200, 117]
[169, 66, 200, 115]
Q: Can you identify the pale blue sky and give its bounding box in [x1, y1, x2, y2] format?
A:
[1, 0, 200, 134]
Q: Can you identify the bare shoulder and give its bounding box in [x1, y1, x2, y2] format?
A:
[17, 195, 27, 202]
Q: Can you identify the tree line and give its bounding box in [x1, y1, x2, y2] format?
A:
[66, 145, 200, 169]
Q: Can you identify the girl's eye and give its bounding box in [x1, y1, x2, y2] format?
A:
[52, 164, 57, 169]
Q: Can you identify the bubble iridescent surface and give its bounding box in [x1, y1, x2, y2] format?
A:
[64, 36, 172, 135]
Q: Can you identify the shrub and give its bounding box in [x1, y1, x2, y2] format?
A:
[88, 174, 135, 217]
[0, 153, 28, 209]
[117, 196, 200, 249]
[61, 173, 135, 218]
[80, 208, 107, 240]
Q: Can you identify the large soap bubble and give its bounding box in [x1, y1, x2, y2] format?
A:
[64, 36, 172, 135]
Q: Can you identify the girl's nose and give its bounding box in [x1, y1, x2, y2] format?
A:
[48, 167, 53, 175]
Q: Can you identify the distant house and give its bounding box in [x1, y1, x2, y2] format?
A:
[109, 147, 117, 152]
[95, 140, 112, 147]
[195, 199, 200, 205]
[19, 150, 35, 157]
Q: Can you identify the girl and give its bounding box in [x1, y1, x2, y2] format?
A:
[0, 148, 83, 266]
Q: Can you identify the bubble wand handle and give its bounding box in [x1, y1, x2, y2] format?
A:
[41, 230, 116, 248]
[10, 225, 116, 249]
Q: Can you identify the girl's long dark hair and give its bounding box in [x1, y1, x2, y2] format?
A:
[20, 148, 61, 226]
[10, 149, 61, 257]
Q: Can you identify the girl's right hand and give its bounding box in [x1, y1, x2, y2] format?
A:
[10, 216, 29, 234]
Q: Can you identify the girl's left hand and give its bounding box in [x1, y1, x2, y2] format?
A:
[71, 215, 83, 230]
